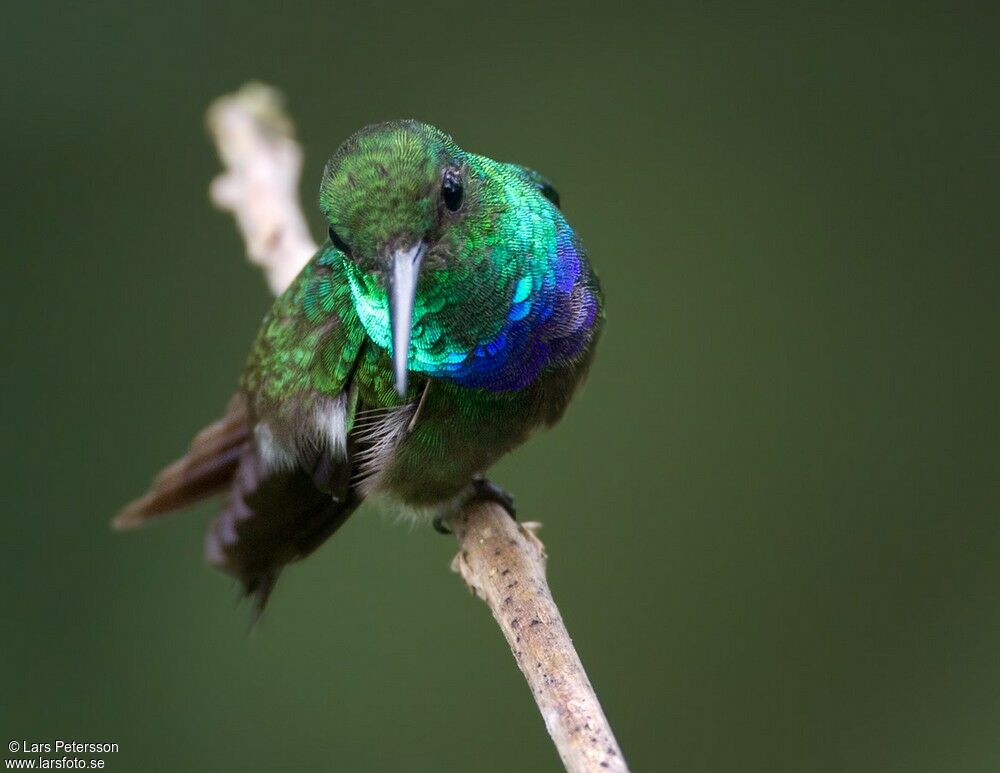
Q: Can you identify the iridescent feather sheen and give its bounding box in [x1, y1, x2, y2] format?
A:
[119, 120, 604, 613]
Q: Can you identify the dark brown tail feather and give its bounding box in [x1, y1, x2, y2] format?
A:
[113, 395, 250, 530]
[205, 442, 360, 622]
[115, 394, 359, 621]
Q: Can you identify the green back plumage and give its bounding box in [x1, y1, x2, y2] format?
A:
[121, 120, 605, 614]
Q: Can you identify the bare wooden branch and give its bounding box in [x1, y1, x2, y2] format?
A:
[451, 502, 628, 772]
[205, 83, 628, 773]
[206, 82, 317, 293]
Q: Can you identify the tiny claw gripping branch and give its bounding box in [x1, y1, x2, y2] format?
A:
[206, 83, 628, 773]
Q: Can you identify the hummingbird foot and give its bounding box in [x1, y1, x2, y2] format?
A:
[470, 476, 517, 519]
[431, 478, 517, 535]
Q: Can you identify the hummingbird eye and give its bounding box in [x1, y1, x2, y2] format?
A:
[328, 225, 351, 254]
[441, 169, 464, 212]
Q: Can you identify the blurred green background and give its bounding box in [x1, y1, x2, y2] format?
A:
[3, 1, 997, 771]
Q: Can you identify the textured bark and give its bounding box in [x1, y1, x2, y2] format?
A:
[206, 83, 628, 773]
[451, 503, 628, 772]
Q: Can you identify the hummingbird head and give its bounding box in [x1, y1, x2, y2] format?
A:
[319, 120, 469, 396]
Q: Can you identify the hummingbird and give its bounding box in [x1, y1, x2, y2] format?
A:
[116, 120, 604, 616]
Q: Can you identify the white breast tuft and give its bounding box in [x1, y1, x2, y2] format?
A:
[254, 422, 296, 473]
[311, 394, 348, 459]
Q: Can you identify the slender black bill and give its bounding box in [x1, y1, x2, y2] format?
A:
[387, 241, 427, 397]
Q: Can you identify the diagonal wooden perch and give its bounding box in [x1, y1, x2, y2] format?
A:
[451, 503, 627, 772]
[206, 82, 628, 773]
